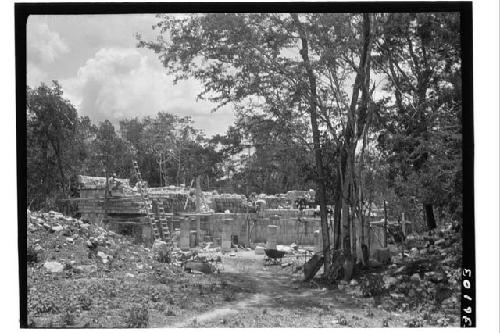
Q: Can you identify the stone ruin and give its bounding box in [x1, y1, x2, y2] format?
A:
[74, 174, 402, 257]
[74, 175, 324, 249]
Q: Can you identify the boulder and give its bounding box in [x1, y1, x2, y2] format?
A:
[383, 276, 398, 287]
[152, 240, 167, 251]
[43, 261, 64, 273]
[276, 245, 293, 253]
[255, 246, 265, 255]
[434, 239, 446, 247]
[51, 225, 64, 232]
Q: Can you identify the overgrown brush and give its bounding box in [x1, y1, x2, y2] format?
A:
[27, 245, 39, 264]
[78, 294, 92, 310]
[125, 305, 149, 328]
[28, 293, 60, 314]
[360, 274, 385, 297]
[60, 306, 76, 326]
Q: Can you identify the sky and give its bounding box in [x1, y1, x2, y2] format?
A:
[26, 14, 235, 136]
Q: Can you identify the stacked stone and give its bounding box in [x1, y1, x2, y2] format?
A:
[265, 217, 279, 250]
[314, 229, 322, 252]
[221, 218, 233, 252]
[179, 217, 191, 250]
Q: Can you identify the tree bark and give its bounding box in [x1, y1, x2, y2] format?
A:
[333, 172, 342, 249]
[340, 13, 372, 262]
[291, 13, 332, 271]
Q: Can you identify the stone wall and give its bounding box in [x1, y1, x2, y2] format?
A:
[194, 210, 322, 246]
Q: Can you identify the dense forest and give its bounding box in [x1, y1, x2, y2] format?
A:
[27, 13, 462, 269]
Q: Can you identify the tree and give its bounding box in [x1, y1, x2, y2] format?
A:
[120, 112, 223, 188]
[138, 13, 336, 270]
[372, 13, 462, 228]
[27, 81, 85, 210]
[92, 120, 135, 178]
[138, 12, 462, 276]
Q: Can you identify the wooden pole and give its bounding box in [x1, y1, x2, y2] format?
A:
[383, 200, 388, 248]
[399, 216, 404, 263]
[195, 175, 201, 246]
[104, 166, 108, 226]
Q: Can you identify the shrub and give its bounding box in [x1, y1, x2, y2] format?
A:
[78, 294, 92, 310]
[27, 245, 39, 264]
[150, 291, 161, 302]
[61, 307, 76, 326]
[360, 274, 385, 297]
[125, 305, 149, 328]
[156, 248, 171, 264]
[29, 294, 60, 314]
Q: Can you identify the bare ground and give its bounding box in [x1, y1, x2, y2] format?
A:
[157, 251, 433, 328]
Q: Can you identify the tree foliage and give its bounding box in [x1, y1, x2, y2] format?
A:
[139, 12, 463, 269]
[27, 83, 224, 210]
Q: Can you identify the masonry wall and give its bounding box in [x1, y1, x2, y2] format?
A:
[195, 209, 322, 246]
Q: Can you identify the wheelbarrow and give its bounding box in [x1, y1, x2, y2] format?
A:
[264, 248, 286, 265]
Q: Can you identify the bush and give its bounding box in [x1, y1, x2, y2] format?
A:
[61, 307, 76, 326]
[125, 305, 149, 328]
[155, 248, 171, 264]
[27, 245, 39, 264]
[360, 274, 385, 297]
[78, 294, 92, 310]
[29, 294, 60, 314]
[150, 291, 161, 302]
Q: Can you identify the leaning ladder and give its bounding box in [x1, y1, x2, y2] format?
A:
[157, 200, 173, 246]
[132, 160, 161, 241]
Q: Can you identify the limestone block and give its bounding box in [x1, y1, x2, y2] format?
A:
[179, 218, 191, 250]
[266, 224, 278, 250]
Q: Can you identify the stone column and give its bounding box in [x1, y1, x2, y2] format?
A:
[179, 217, 191, 250]
[314, 229, 322, 252]
[222, 218, 232, 252]
[266, 224, 278, 250]
[190, 230, 198, 248]
[189, 217, 198, 246]
[195, 216, 201, 246]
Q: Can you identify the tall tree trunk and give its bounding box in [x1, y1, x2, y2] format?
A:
[340, 150, 353, 253]
[333, 171, 342, 249]
[424, 203, 436, 230]
[342, 13, 372, 263]
[292, 13, 332, 271]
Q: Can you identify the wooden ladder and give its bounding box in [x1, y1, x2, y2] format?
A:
[132, 160, 161, 241]
[157, 200, 174, 246]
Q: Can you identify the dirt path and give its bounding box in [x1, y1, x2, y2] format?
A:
[170, 251, 400, 327]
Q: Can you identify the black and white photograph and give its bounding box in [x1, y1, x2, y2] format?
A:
[11, 1, 498, 330]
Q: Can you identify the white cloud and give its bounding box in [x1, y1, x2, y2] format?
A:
[27, 63, 47, 87]
[27, 19, 69, 64]
[61, 47, 234, 135]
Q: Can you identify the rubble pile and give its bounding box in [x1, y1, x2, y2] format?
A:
[337, 222, 462, 326]
[209, 194, 248, 213]
[28, 209, 162, 276]
[255, 194, 291, 209]
[26, 209, 243, 327]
